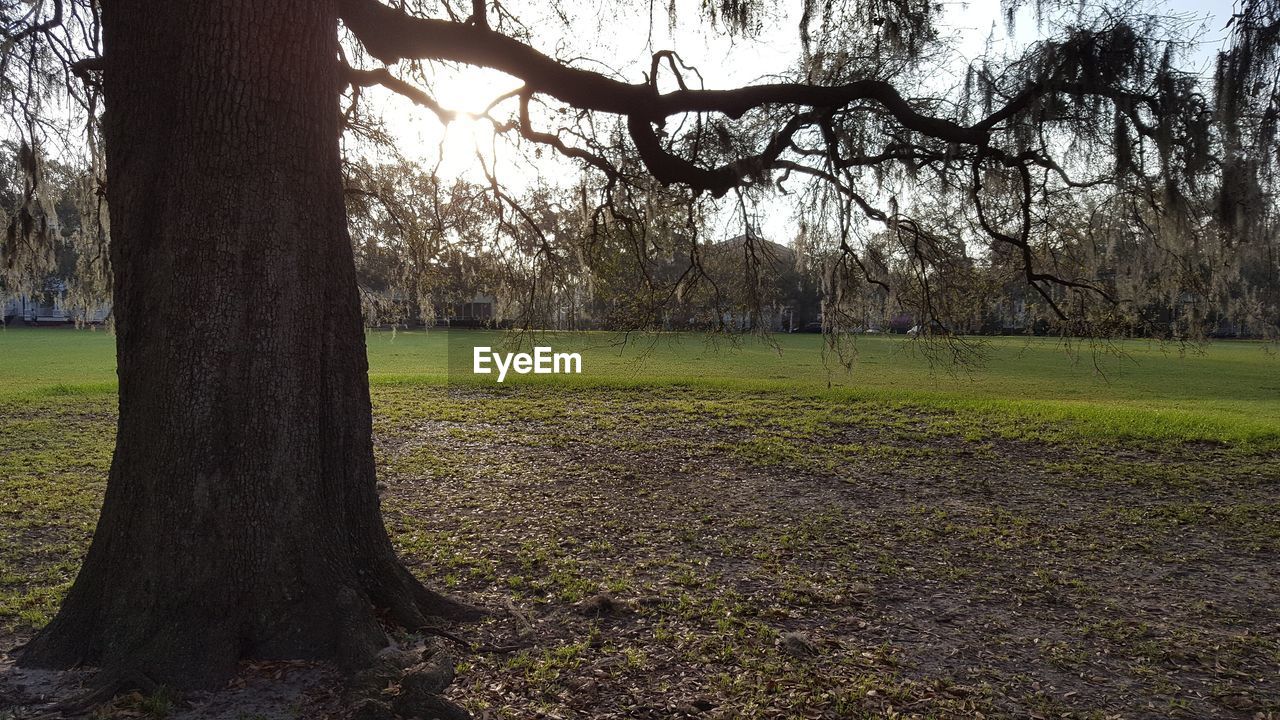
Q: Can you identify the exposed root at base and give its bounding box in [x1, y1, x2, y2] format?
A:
[51, 669, 164, 715]
[345, 639, 471, 720]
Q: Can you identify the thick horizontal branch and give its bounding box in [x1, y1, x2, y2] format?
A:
[338, 0, 989, 145]
[337, 0, 1159, 209]
[340, 0, 645, 115]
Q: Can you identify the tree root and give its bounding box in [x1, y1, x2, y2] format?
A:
[345, 640, 472, 720]
[473, 641, 533, 654]
[417, 625, 472, 649]
[27, 668, 170, 719]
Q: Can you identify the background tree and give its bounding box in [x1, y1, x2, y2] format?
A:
[344, 157, 504, 325]
[1, 140, 106, 320]
[0, 0, 1275, 699]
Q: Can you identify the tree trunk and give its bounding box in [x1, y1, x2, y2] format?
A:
[19, 0, 471, 689]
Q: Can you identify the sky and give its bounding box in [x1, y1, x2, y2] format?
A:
[366, 0, 1231, 243]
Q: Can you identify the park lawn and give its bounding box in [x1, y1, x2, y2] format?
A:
[1, 380, 1278, 718]
[3, 325, 1279, 445]
[1, 326, 1279, 717]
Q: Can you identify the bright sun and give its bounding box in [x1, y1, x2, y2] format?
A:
[379, 66, 525, 182]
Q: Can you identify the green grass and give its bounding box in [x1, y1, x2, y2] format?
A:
[2, 327, 1278, 717]
[1, 326, 1278, 445]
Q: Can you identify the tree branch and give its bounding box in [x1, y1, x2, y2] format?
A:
[343, 64, 457, 123]
[337, 0, 988, 145]
[1, 0, 62, 43]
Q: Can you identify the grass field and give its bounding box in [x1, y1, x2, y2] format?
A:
[2, 326, 1279, 718]
[3, 326, 1279, 445]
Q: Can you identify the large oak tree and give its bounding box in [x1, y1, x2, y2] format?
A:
[2, 0, 1276, 694]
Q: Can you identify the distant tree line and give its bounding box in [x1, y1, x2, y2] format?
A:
[8, 146, 1273, 339]
[339, 156, 1277, 339]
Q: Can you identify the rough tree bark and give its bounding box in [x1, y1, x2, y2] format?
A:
[18, 0, 473, 689]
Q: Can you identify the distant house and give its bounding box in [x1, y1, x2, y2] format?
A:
[3, 293, 110, 326]
[433, 293, 496, 327]
[701, 233, 821, 333]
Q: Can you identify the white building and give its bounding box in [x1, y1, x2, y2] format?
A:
[3, 294, 110, 325]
